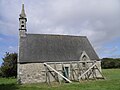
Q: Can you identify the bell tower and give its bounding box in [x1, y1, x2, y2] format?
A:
[19, 4, 27, 37]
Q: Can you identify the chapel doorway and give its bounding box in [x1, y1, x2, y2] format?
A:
[63, 67, 69, 81]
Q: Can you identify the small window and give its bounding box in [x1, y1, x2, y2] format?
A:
[21, 25, 24, 27]
[82, 62, 86, 67]
[82, 55, 87, 67]
[22, 21, 24, 23]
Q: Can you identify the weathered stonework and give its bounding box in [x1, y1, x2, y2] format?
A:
[18, 61, 102, 84]
[18, 63, 45, 83]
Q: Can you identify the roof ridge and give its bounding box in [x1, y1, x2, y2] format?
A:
[27, 33, 87, 38]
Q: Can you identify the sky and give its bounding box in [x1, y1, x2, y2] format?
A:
[0, 0, 120, 65]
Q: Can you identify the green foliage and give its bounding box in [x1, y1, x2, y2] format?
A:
[0, 69, 2, 77]
[0, 52, 17, 77]
[0, 69, 120, 90]
[101, 58, 120, 69]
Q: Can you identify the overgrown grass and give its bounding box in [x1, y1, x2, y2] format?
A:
[0, 77, 18, 90]
[0, 69, 120, 90]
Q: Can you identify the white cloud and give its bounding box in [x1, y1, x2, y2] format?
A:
[0, 0, 120, 58]
[8, 46, 17, 53]
[26, 0, 120, 45]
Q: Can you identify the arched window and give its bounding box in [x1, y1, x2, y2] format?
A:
[82, 55, 87, 67]
[79, 51, 90, 61]
[82, 55, 87, 61]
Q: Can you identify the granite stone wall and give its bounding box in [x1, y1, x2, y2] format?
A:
[18, 63, 46, 83]
[18, 61, 102, 84]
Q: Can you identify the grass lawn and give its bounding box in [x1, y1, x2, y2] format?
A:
[0, 69, 120, 90]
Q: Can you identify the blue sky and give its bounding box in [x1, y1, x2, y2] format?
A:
[0, 0, 120, 65]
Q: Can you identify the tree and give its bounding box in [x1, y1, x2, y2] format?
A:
[0, 69, 2, 77]
[0, 52, 17, 77]
[101, 58, 120, 69]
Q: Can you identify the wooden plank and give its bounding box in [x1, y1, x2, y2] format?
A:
[45, 65, 47, 83]
[77, 62, 81, 80]
[94, 65, 106, 79]
[44, 63, 72, 83]
[44, 65, 51, 85]
[47, 67, 59, 81]
[70, 62, 73, 80]
[54, 63, 59, 81]
[54, 63, 61, 84]
[71, 63, 78, 81]
[47, 69, 51, 85]
[45, 61, 95, 64]
[84, 62, 89, 80]
[78, 62, 86, 80]
[87, 69, 93, 78]
[70, 62, 75, 80]
[78, 63, 96, 80]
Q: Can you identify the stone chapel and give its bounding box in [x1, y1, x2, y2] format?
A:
[18, 4, 104, 84]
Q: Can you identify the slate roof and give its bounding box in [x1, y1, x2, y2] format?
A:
[19, 34, 99, 63]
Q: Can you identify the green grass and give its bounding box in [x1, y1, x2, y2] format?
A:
[0, 69, 120, 90]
